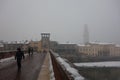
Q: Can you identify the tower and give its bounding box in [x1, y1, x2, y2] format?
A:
[83, 24, 89, 45]
[41, 33, 50, 51]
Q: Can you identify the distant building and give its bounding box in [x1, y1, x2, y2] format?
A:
[55, 44, 78, 54]
[50, 41, 58, 51]
[79, 24, 120, 57]
[41, 33, 50, 52]
[3, 42, 24, 51]
[78, 42, 120, 57]
[0, 42, 4, 51]
[28, 33, 50, 52]
[29, 40, 42, 52]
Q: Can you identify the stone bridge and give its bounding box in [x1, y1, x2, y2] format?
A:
[0, 50, 84, 80]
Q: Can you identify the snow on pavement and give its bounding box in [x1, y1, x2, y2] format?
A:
[0, 54, 28, 69]
[0, 56, 15, 63]
[0, 56, 15, 69]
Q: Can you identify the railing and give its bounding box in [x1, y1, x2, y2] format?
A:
[49, 50, 84, 80]
[0, 50, 27, 59]
[0, 50, 16, 59]
[49, 51, 71, 80]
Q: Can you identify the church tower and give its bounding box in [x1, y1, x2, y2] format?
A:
[83, 24, 89, 45]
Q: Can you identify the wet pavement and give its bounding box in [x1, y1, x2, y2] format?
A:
[0, 53, 46, 80]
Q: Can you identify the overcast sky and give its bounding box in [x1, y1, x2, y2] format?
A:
[0, 0, 120, 44]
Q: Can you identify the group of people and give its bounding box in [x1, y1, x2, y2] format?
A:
[28, 47, 34, 56]
[15, 47, 34, 71]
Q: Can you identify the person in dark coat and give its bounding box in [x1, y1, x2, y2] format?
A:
[31, 47, 34, 55]
[28, 47, 31, 56]
[15, 48, 25, 70]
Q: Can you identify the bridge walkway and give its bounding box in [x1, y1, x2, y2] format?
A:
[0, 52, 46, 80]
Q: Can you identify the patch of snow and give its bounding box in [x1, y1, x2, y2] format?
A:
[0, 53, 28, 69]
[77, 44, 90, 47]
[74, 61, 120, 67]
[56, 56, 84, 80]
[49, 53, 55, 80]
[116, 44, 120, 47]
[0, 56, 15, 69]
[89, 42, 114, 45]
[0, 56, 15, 63]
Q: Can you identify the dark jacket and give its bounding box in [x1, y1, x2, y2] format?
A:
[15, 51, 25, 60]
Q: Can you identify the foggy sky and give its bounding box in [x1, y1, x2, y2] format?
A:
[0, 0, 120, 44]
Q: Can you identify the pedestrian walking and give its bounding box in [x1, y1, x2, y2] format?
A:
[31, 47, 34, 55]
[15, 48, 25, 71]
[28, 47, 31, 56]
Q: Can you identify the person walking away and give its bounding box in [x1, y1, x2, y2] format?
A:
[15, 48, 25, 71]
[31, 47, 34, 55]
[28, 47, 31, 56]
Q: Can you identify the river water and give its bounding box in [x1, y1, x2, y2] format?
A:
[75, 61, 120, 80]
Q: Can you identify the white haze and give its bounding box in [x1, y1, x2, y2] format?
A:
[0, 0, 120, 44]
